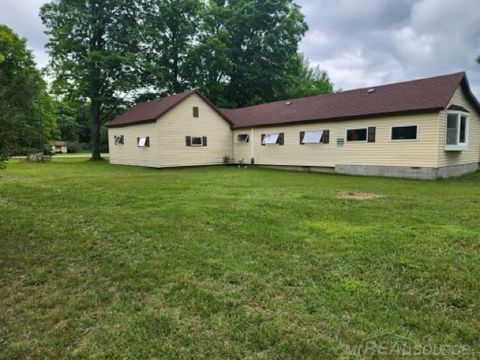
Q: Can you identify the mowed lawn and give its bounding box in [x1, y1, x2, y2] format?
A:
[1, 159, 479, 359]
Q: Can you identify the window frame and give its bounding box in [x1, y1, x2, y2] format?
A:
[137, 136, 150, 147]
[301, 130, 325, 144]
[445, 110, 469, 150]
[237, 133, 250, 143]
[390, 124, 419, 141]
[345, 128, 368, 142]
[190, 136, 203, 146]
[262, 133, 280, 145]
[114, 135, 124, 145]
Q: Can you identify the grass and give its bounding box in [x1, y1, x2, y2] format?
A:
[1, 159, 479, 358]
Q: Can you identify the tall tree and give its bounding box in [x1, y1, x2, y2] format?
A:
[186, 0, 232, 105]
[0, 25, 56, 168]
[224, 0, 308, 106]
[144, 0, 201, 95]
[184, 0, 310, 107]
[41, 0, 145, 160]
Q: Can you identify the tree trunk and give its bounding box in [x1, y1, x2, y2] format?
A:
[90, 100, 102, 160]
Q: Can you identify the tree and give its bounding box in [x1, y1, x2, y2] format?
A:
[55, 100, 79, 142]
[186, 0, 233, 105]
[41, 0, 145, 160]
[223, 0, 308, 106]
[0, 25, 56, 168]
[283, 53, 334, 99]
[143, 0, 202, 95]
[184, 0, 310, 107]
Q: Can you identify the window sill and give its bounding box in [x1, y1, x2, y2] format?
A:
[445, 145, 467, 151]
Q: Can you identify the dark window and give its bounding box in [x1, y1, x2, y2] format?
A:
[237, 134, 249, 142]
[460, 115, 467, 143]
[193, 107, 199, 118]
[114, 135, 124, 145]
[446, 113, 458, 145]
[346, 128, 367, 141]
[391, 125, 417, 140]
[191, 136, 203, 146]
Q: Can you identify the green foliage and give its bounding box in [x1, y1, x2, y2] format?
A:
[142, 0, 329, 107]
[223, 0, 309, 106]
[41, 0, 146, 159]
[40, 0, 334, 149]
[54, 100, 90, 142]
[284, 53, 334, 99]
[144, 0, 202, 94]
[0, 25, 56, 167]
[1, 159, 480, 357]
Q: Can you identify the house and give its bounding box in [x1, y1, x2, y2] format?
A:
[52, 141, 68, 154]
[107, 72, 480, 179]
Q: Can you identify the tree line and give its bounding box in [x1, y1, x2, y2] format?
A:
[2, 0, 334, 163]
[39, 0, 334, 160]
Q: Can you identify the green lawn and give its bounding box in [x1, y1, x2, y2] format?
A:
[1, 159, 479, 358]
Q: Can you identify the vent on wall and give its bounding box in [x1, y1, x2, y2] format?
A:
[337, 138, 345, 147]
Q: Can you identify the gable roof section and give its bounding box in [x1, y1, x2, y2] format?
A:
[221, 72, 479, 128]
[108, 72, 479, 129]
[107, 90, 233, 128]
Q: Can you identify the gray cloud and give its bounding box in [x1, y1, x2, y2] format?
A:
[0, 0, 479, 97]
[0, 0, 49, 67]
[298, 0, 480, 96]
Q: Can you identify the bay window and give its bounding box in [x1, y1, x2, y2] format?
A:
[445, 111, 468, 150]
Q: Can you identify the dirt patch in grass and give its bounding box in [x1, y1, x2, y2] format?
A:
[337, 191, 385, 200]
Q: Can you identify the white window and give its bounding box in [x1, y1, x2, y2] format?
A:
[237, 134, 249, 143]
[191, 136, 203, 146]
[391, 125, 417, 140]
[346, 128, 367, 142]
[446, 111, 468, 150]
[137, 136, 150, 147]
[302, 131, 324, 144]
[262, 133, 280, 145]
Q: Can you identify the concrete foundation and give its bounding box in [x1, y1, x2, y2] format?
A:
[258, 164, 335, 174]
[335, 162, 479, 180]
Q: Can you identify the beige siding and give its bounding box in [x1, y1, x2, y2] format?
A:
[108, 93, 233, 167]
[437, 86, 480, 167]
[233, 113, 441, 168]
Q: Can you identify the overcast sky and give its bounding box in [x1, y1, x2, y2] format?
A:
[1, 0, 479, 97]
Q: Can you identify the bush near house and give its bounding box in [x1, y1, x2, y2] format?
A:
[0, 159, 479, 358]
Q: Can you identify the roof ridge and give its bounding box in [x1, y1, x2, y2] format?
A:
[223, 72, 466, 111]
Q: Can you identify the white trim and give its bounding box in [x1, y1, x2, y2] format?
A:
[251, 128, 255, 161]
[445, 110, 469, 150]
[345, 128, 368, 142]
[390, 124, 419, 142]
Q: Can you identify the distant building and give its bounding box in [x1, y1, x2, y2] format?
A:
[52, 141, 68, 154]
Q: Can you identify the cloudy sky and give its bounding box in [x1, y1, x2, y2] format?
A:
[1, 0, 479, 96]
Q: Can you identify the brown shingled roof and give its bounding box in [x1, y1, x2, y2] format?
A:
[108, 72, 479, 129]
[107, 90, 233, 128]
[221, 72, 479, 128]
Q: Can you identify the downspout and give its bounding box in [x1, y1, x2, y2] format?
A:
[251, 128, 255, 164]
